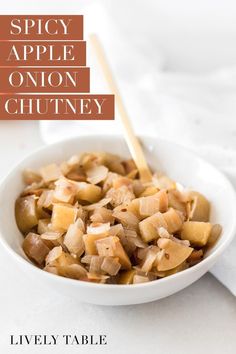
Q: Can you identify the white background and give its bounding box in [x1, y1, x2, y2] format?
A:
[0, 1, 236, 353]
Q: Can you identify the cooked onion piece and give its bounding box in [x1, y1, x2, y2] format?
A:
[83, 234, 109, 255]
[96, 236, 131, 269]
[63, 220, 85, 256]
[86, 165, 108, 185]
[23, 169, 42, 185]
[133, 275, 149, 284]
[54, 177, 77, 203]
[16, 151, 221, 285]
[101, 256, 121, 276]
[90, 207, 114, 224]
[40, 163, 62, 183]
[37, 218, 51, 235]
[87, 222, 110, 235]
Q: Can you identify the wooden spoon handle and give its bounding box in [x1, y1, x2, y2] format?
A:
[89, 34, 152, 183]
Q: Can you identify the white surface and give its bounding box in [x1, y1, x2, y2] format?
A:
[0, 122, 236, 353]
[2, 0, 236, 73]
[2, 136, 236, 306]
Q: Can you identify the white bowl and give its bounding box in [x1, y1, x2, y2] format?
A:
[0, 135, 236, 306]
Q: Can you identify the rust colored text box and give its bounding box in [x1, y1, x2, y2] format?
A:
[0, 41, 86, 66]
[0, 67, 90, 93]
[0, 94, 115, 120]
[0, 15, 83, 40]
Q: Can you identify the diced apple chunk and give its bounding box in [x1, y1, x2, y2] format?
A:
[189, 192, 210, 222]
[139, 212, 167, 242]
[76, 182, 101, 203]
[118, 269, 136, 284]
[15, 195, 38, 234]
[180, 221, 212, 247]
[23, 232, 50, 265]
[96, 236, 131, 269]
[157, 238, 193, 271]
[51, 204, 77, 231]
[163, 208, 183, 233]
[83, 234, 109, 255]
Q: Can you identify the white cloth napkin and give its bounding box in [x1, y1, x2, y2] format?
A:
[39, 4, 236, 295]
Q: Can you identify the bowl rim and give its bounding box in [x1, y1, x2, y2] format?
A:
[0, 134, 236, 291]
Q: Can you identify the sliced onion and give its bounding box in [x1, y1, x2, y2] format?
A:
[113, 210, 139, 230]
[37, 190, 54, 210]
[141, 247, 159, 273]
[87, 222, 110, 235]
[101, 257, 121, 276]
[106, 186, 135, 207]
[54, 177, 77, 203]
[40, 163, 62, 183]
[83, 197, 111, 211]
[131, 237, 147, 248]
[23, 169, 42, 185]
[41, 231, 63, 240]
[170, 235, 190, 247]
[133, 275, 149, 284]
[90, 207, 114, 224]
[59, 264, 87, 280]
[89, 255, 104, 274]
[87, 273, 109, 283]
[45, 246, 63, 265]
[109, 224, 124, 236]
[63, 221, 84, 256]
[158, 227, 170, 238]
[124, 229, 137, 238]
[113, 177, 132, 189]
[86, 165, 108, 185]
[81, 255, 93, 264]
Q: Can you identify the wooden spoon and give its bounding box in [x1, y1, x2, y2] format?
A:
[89, 34, 152, 183]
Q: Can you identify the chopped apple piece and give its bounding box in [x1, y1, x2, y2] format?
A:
[15, 195, 38, 234]
[139, 212, 167, 242]
[76, 182, 101, 203]
[180, 221, 212, 247]
[23, 232, 50, 265]
[51, 204, 77, 231]
[96, 236, 131, 269]
[139, 190, 168, 217]
[157, 238, 193, 271]
[189, 191, 210, 222]
[118, 269, 136, 284]
[163, 208, 183, 233]
[83, 234, 109, 255]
